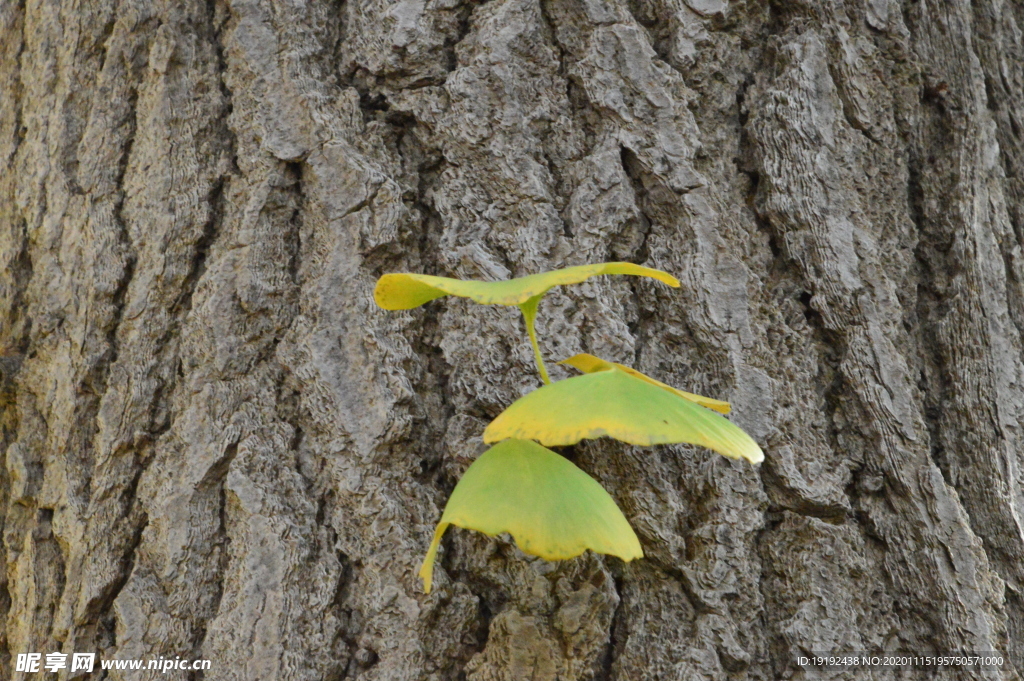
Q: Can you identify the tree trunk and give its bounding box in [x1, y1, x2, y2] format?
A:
[2, 0, 1023, 678]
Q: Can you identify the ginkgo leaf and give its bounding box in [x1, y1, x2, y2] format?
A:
[483, 368, 764, 464]
[374, 263, 680, 310]
[374, 263, 679, 385]
[559, 353, 731, 414]
[419, 439, 642, 593]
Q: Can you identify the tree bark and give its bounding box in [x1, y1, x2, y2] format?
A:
[2, 0, 1023, 679]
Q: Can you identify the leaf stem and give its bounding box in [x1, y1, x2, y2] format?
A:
[519, 295, 550, 385]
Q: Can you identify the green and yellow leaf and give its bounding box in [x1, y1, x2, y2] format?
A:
[559, 353, 731, 414]
[374, 263, 680, 310]
[419, 439, 642, 593]
[483, 368, 764, 464]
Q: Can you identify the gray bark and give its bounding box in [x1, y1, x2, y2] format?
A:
[1, 0, 1023, 679]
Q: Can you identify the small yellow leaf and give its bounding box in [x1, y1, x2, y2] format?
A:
[483, 368, 764, 464]
[374, 263, 680, 310]
[419, 439, 642, 593]
[559, 353, 731, 414]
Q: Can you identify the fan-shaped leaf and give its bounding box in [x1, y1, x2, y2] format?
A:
[559, 353, 731, 414]
[419, 439, 642, 593]
[374, 262, 680, 310]
[483, 368, 764, 463]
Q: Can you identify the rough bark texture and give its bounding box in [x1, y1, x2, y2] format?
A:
[1, 0, 1023, 679]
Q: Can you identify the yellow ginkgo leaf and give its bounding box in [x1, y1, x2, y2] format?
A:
[374, 263, 679, 309]
[374, 263, 679, 385]
[559, 353, 731, 414]
[419, 439, 642, 593]
[483, 368, 764, 464]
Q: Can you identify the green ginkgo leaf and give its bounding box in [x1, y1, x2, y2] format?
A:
[419, 439, 642, 593]
[483, 367, 764, 464]
[559, 353, 731, 414]
[374, 263, 680, 384]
